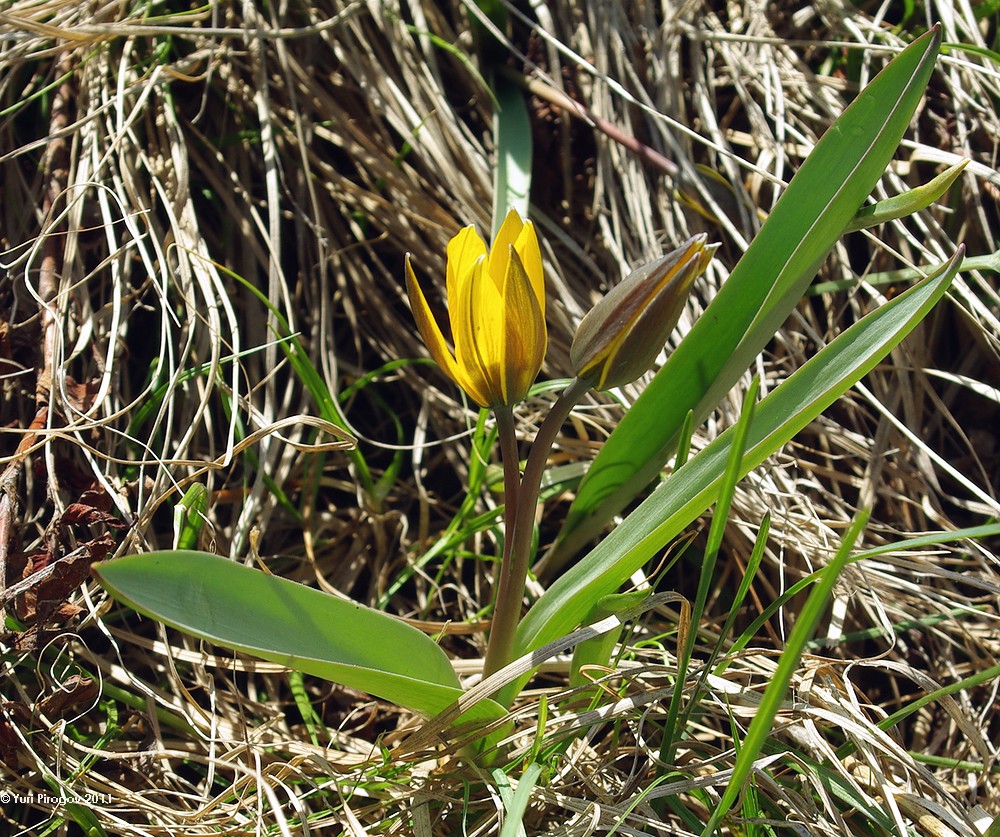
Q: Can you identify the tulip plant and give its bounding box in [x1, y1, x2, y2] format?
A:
[95, 26, 987, 773]
[407, 207, 719, 680]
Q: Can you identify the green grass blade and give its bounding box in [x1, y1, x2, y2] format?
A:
[172, 483, 208, 550]
[288, 669, 324, 746]
[496, 762, 542, 837]
[830, 658, 1000, 763]
[94, 551, 505, 724]
[807, 249, 1000, 295]
[788, 755, 901, 833]
[661, 379, 759, 756]
[716, 522, 1000, 675]
[550, 26, 943, 566]
[700, 509, 870, 835]
[500, 248, 961, 706]
[714, 512, 770, 660]
[377, 411, 498, 609]
[217, 263, 375, 499]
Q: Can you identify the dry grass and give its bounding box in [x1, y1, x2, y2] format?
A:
[1, 0, 998, 834]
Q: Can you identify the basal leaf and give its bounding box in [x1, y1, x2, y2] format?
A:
[95, 551, 504, 724]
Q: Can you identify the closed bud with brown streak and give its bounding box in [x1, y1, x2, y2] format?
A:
[571, 234, 717, 390]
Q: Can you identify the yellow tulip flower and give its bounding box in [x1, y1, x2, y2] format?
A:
[405, 210, 546, 408]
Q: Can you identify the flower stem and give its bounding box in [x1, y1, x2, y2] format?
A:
[494, 406, 520, 572]
[483, 377, 592, 680]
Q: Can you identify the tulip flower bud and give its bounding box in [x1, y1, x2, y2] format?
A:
[571, 234, 717, 390]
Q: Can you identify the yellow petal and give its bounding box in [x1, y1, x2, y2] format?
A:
[500, 247, 547, 404]
[513, 220, 544, 318]
[487, 209, 524, 289]
[405, 255, 465, 391]
[452, 255, 495, 407]
[408, 215, 548, 408]
[447, 225, 487, 305]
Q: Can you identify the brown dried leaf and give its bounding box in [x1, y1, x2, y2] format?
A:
[62, 375, 102, 413]
[0, 702, 29, 770]
[37, 675, 98, 716]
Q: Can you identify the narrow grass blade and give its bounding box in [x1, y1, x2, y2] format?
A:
[550, 26, 943, 566]
[378, 412, 498, 609]
[172, 483, 208, 550]
[700, 509, 870, 835]
[830, 659, 1000, 762]
[219, 263, 375, 500]
[714, 512, 770, 660]
[716, 521, 1000, 675]
[807, 249, 1000, 294]
[500, 249, 962, 706]
[661, 379, 759, 757]
[288, 669, 324, 746]
[788, 756, 901, 833]
[59, 804, 108, 837]
[94, 551, 505, 724]
[496, 762, 542, 837]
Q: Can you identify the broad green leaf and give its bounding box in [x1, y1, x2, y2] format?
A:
[501, 248, 961, 706]
[548, 26, 942, 568]
[94, 551, 505, 724]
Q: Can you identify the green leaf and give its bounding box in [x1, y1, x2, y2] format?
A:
[941, 40, 1000, 67]
[216, 263, 373, 501]
[661, 379, 760, 757]
[94, 551, 505, 724]
[700, 510, 870, 836]
[548, 25, 943, 568]
[501, 247, 962, 706]
[496, 762, 543, 837]
[807, 248, 1000, 295]
[491, 74, 533, 238]
[63, 805, 108, 837]
[172, 484, 208, 550]
[985, 812, 1000, 837]
[844, 158, 968, 233]
[568, 589, 650, 688]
